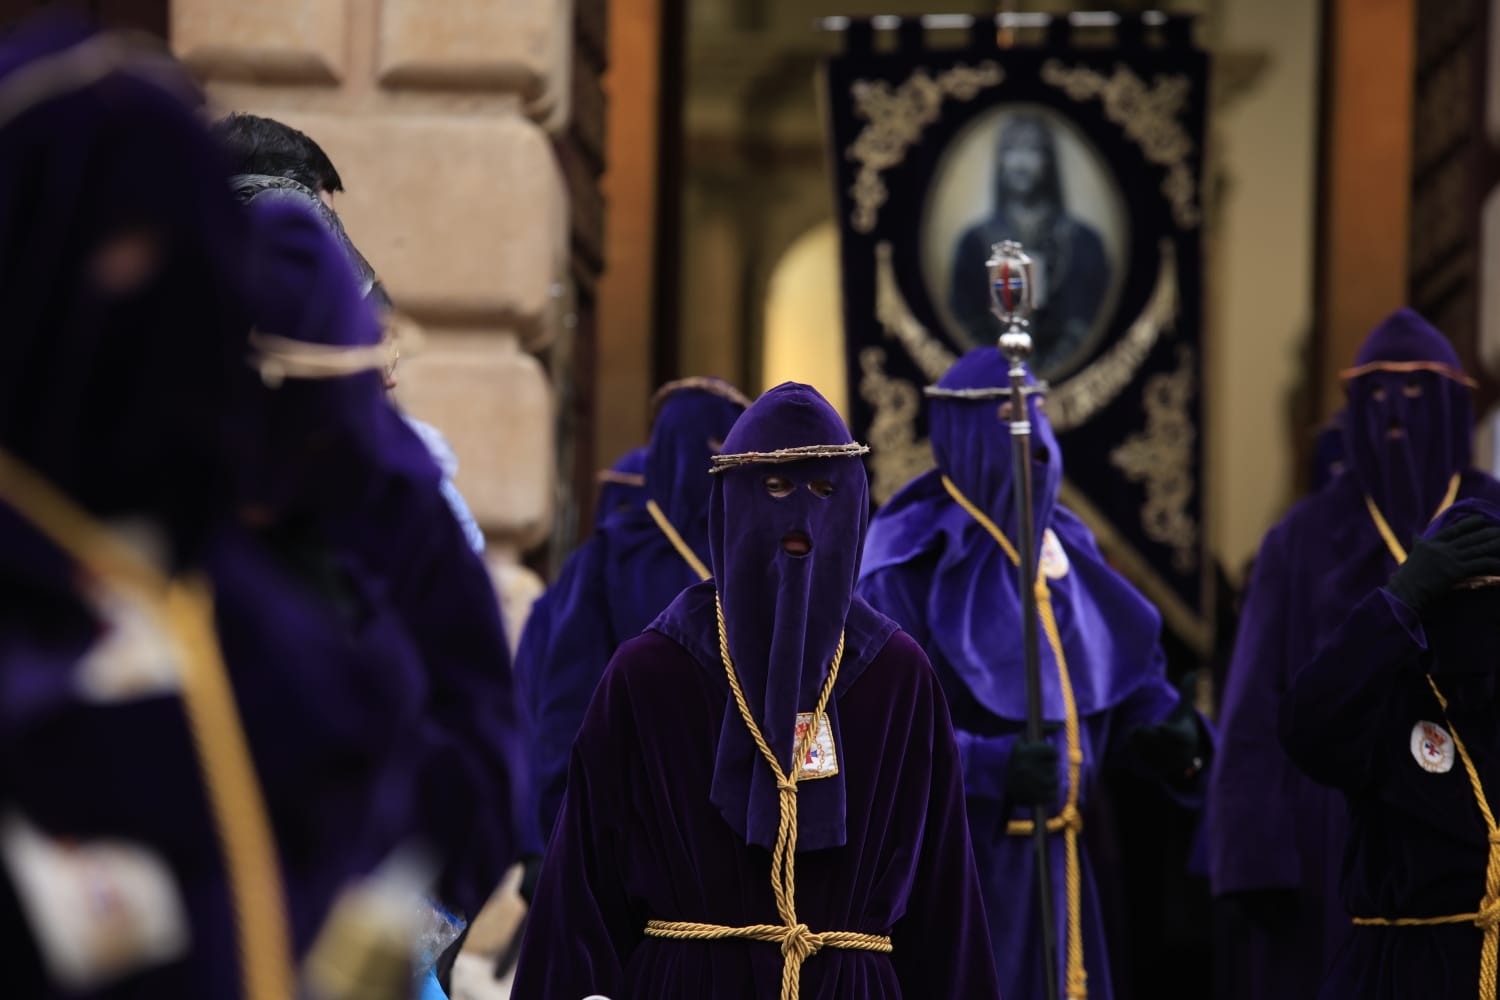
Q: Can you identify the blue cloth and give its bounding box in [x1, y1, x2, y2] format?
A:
[417, 969, 449, 1000]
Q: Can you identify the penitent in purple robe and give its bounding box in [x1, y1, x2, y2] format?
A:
[513, 383, 999, 998]
[0, 20, 522, 993]
[1207, 308, 1500, 998]
[514, 380, 746, 853]
[1279, 500, 1500, 999]
[858, 347, 1204, 1000]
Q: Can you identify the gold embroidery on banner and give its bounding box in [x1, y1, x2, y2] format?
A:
[857, 347, 936, 505]
[1046, 240, 1178, 431]
[876, 241, 957, 381]
[1109, 345, 1198, 572]
[1040, 60, 1201, 230]
[846, 62, 1005, 234]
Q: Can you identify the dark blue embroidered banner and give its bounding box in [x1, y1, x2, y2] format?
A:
[824, 15, 1211, 651]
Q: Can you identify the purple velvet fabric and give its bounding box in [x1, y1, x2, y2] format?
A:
[0, 16, 247, 562]
[515, 381, 745, 850]
[0, 20, 449, 995]
[1346, 308, 1473, 547]
[1312, 411, 1347, 493]
[1208, 309, 1500, 998]
[702, 383, 885, 851]
[0, 25, 519, 1000]
[512, 625, 1001, 999]
[514, 383, 998, 997]
[595, 445, 647, 528]
[857, 348, 1193, 999]
[1278, 499, 1500, 999]
[237, 200, 521, 916]
[0, 517, 432, 999]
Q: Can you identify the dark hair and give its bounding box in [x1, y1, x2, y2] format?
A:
[210, 112, 344, 193]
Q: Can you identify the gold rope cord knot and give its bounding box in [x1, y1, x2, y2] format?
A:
[941, 475, 1089, 999]
[640, 596, 892, 1000]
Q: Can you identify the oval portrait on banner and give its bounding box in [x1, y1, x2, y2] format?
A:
[922, 102, 1129, 382]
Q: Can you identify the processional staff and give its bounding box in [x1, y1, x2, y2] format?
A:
[988, 239, 1061, 1000]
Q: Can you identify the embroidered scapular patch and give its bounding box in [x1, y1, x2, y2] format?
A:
[1411, 720, 1455, 774]
[794, 712, 839, 780]
[1040, 528, 1070, 580]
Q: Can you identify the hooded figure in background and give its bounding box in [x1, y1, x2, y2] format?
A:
[1280, 500, 1500, 999]
[213, 111, 485, 555]
[514, 378, 749, 857]
[0, 20, 486, 998]
[948, 114, 1111, 377]
[1208, 307, 1500, 999]
[858, 346, 1209, 1000]
[593, 445, 648, 529]
[512, 382, 999, 999]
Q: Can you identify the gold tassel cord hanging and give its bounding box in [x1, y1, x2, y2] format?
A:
[642, 596, 891, 1000]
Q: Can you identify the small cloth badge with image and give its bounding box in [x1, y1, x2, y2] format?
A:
[1411, 720, 1455, 774]
[794, 712, 839, 780]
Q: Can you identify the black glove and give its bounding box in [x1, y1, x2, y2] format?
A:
[1006, 739, 1060, 808]
[1224, 888, 1299, 931]
[1128, 673, 1205, 782]
[1388, 515, 1500, 613]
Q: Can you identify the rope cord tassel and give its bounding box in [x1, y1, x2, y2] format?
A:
[943, 475, 1088, 999]
[641, 595, 892, 1000]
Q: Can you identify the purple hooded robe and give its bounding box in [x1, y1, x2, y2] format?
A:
[858, 346, 1205, 1000]
[1207, 308, 1500, 998]
[1279, 499, 1500, 999]
[511, 383, 1000, 999]
[513, 380, 747, 853]
[0, 19, 517, 995]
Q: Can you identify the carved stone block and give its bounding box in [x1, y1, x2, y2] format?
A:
[252, 110, 567, 334]
[396, 337, 555, 550]
[172, 0, 347, 83]
[377, 0, 574, 130]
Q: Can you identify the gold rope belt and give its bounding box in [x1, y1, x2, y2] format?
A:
[642, 596, 891, 1000]
[1350, 488, 1497, 1000]
[944, 476, 1088, 1000]
[0, 451, 293, 1000]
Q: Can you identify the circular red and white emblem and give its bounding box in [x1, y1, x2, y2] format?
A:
[1411, 720, 1455, 774]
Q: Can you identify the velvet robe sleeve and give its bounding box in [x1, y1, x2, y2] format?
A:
[890, 661, 1004, 997]
[1278, 589, 1426, 792]
[510, 660, 641, 1000]
[1208, 527, 1303, 895]
[515, 537, 620, 851]
[858, 564, 1020, 805]
[355, 467, 522, 916]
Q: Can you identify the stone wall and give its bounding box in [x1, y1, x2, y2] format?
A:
[171, 0, 585, 637]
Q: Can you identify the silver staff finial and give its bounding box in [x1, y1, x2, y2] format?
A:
[987, 240, 1035, 367]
